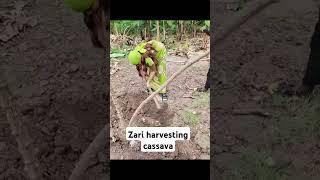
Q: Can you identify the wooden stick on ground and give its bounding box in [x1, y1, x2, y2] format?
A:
[166, 57, 210, 63]
[215, 0, 279, 45]
[0, 85, 42, 180]
[128, 51, 210, 127]
[110, 92, 127, 137]
[232, 109, 272, 117]
[69, 91, 125, 178]
[68, 125, 107, 180]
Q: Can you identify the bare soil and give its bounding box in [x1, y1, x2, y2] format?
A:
[110, 39, 210, 159]
[212, 0, 320, 179]
[0, 0, 108, 179]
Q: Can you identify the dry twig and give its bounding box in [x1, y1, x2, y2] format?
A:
[214, 0, 278, 45]
[68, 125, 107, 180]
[232, 109, 272, 117]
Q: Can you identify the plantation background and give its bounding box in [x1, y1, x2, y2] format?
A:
[111, 20, 210, 40]
[110, 20, 210, 58]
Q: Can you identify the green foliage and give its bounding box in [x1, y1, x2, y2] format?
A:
[201, 20, 210, 31]
[180, 110, 200, 125]
[226, 148, 289, 180]
[110, 48, 128, 58]
[191, 92, 209, 108]
[111, 20, 145, 35]
[110, 20, 210, 36]
[270, 92, 320, 144]
[205, 20, 210, 27]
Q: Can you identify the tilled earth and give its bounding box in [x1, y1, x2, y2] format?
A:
[212, 0, 320, 179]
[0, 0, 108, 179]
[110, 53, 210, 160]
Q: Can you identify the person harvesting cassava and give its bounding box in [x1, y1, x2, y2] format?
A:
[128, 39, 168, 101]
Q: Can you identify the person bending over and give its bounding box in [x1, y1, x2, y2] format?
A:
[128, 39, 168, 101]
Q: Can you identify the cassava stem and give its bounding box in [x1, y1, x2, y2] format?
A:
[0, 85, 42, 180]
[214, 0, 278, 45]
[147, 71, 161, 109]
[68, 125, 107, 180]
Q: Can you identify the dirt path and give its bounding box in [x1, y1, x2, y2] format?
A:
[0, 0, 108, 179]
[110, 53, 210, 160]
[212, 0, 320, 179]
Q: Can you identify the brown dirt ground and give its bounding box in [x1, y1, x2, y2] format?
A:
[0, 0, 108, 179]
[212, 0, 320, 179]
[110, 39, 210, 159]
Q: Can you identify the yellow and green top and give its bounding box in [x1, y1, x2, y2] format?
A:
[128, 40, 167, 94]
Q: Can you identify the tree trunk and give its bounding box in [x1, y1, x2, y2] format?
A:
[193, 21, 196, 38]
[147, 20, 152, 40]
[113, 21, 118, 36]
[180, 21, 183, 34]
[162, 21, 166, 41]
[144, 28, 147, 40]
[156, 20, 160, 41]
[176, 20, 180, 40]
[145, 20, 151, 40]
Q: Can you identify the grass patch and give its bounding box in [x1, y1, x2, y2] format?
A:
[180, 110, 200, 125]
[221, 91, 320, 180]
[191, 91, 209, 109]
[226, 148, 289, 180]
[110, 48, 128, 59]
[268, 90, 320, 146]
[178, 92, 208, 126]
